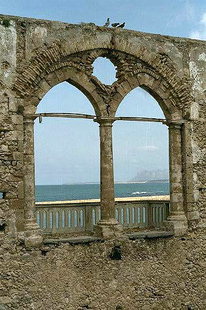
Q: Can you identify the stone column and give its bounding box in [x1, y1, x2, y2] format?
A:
[166, 122, 188, 235]
[23, 116, 42, 247]
[94, 118, 123, 238]
[182, 122, 199, 223]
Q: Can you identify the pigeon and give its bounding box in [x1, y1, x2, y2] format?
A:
[117, 22, 125, 28]
[111, 22, 120, 27]
[104, 18, 110, 27]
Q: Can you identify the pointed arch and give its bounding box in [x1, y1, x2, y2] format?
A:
[113, 72, 182, 120]
[14, 42, 192, 120]
[22, 66, 104, 116]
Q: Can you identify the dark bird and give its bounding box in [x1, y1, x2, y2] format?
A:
[111, 22, 120, 27]
[104, 18, 110, 27]
[117, 22, 125, 28]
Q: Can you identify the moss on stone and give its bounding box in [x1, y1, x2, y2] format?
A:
[2, 19, 10, 27]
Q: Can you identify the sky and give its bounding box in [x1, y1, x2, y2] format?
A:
[1, 0, 205, 184]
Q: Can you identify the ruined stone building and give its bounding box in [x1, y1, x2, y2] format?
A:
[0, 14, 206, 309]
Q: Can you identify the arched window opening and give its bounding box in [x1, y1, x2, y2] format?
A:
[116, 87, 165, 118]
[113, 88, 169, 229]
[34, 82, 100, 204]
[92, 57, 117, 85]
[36, 81, 95, 114]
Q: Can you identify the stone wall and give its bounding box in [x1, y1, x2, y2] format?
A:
[1, 233, 206, 310]
[0, 14, 205, 236]
[0, 14, 206, 309]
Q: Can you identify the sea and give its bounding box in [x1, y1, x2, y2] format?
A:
[35, 182, 169, 202]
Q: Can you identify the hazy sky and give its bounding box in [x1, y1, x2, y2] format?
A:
[1, 0, 205, 184]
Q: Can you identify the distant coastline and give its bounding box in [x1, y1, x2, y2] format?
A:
[66, 179, 169, 185]
[115, 179, 169, 184]
[36, 179, 169, 186]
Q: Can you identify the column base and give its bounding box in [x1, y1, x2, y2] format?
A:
[164, 212, 188, 236]
[24, 220, 43, 248]
[94, 219, 123, 239]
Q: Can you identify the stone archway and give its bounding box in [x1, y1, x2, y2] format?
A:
[14, 44, 195, 245]
[15, 47, 192, 119]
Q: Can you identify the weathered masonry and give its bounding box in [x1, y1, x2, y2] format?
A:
[0, 15, 206, 310]
[0, 15, 205, 248]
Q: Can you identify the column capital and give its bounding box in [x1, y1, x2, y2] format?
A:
[23, 115, 36, 124]
[167, 120, 184, 129]
[94, 117, 115, 126]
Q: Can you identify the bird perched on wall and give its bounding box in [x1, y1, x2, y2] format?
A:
[104, 18, 110, 27]
[117, 22, 125, 28]
[111, 22, 120, 27]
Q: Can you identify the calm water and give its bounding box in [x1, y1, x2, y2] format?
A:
[35, 182, 169, 202]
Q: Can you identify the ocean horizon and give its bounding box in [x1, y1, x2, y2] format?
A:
[35, 181, 169, 202]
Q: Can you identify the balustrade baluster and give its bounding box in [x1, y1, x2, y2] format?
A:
[70, 210, 74, 228]
[49, 212, 53, 229]
[77, 210, 81, 228]
[123, 207, 127, 226]
[35, 199, 170, 234]
[143, 206, 146, 224]
[115, 208, 119, 222]
[46, 210, 50, 230]
[36, 212, 40, 227]
[52, 210, 56, 232]
[134, 206, 138, 225]
[59, 211, 63, 230]
[140, 207, 142, 225]
[39, 211, 43, 229]
[65, 210, 68, 228]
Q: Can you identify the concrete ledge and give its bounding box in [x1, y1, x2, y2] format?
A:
[43, 231, 174, 245]
[43, 236, 102, 245]
[128, 230, 174, 240]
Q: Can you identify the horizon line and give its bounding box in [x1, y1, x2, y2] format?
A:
[36, 179, 169, 186]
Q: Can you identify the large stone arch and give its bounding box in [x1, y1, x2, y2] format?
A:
[14, 44, 192, 120]
[112, 73, 182, 120]
[12, 35, 196, 244]
[22, 67, 105, 116]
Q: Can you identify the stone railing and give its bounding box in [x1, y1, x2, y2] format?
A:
[35, 196, 170, 235]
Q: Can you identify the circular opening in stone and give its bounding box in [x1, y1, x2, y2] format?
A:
[92, 57, 117, 85]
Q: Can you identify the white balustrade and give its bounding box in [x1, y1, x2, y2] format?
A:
[35, 199, 170, 234]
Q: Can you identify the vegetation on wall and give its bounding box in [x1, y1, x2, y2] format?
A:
[1, 19, 10, 27]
